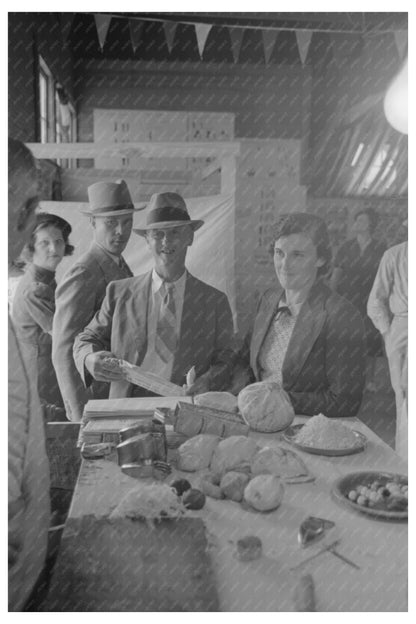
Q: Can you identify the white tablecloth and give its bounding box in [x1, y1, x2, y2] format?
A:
[68, 417, 408, 611]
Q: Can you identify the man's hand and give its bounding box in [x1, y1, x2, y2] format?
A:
[84, 351, 125, 382]
[183, 373, 210, 396]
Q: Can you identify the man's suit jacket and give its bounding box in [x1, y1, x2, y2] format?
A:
[237, 280, 366, 417]
[73, 271, 234, 398]
[52, 243, 132, 421]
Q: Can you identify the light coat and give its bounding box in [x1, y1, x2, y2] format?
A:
[74, 271, 234, 397]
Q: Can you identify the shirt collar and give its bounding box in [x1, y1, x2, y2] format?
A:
[151, 268, 187, 295]
[278, 294, 306, 318]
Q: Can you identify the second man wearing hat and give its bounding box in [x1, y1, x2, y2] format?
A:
[73, 192, 234, 397]
[52, 179, 140, 421]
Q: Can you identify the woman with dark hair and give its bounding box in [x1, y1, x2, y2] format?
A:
[12, 212, 74, 412]
[331, 208, 387, 391]
[232, 212, 366, 418]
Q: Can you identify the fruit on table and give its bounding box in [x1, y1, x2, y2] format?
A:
[170, 478, 192, 496]
[197, 470, 224, 499]
[200, 478, 224, 499]
[182, 488, 206, 510]
[244, 474, 284, 512]
[220, 471, 250, 502]
[236, 535, 263, 561]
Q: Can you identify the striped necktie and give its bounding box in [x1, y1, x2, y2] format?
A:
[155, 282, 177, 362]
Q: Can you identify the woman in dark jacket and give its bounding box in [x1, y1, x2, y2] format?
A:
[12, 213, 74, 411]
[232, 213, 366, 418]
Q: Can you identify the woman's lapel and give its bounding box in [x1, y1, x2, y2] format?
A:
[282, 283, 328, 388]
[251, 289, 282, 377]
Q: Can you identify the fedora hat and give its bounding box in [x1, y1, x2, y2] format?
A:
[81, 179, 143, 217]
[133, 192, 204, 236]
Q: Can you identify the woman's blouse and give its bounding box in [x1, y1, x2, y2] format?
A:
[258, 298, 305, 384]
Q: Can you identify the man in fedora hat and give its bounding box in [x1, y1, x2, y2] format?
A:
[74, 192, 234, 397]
[52, 179, 141, 421]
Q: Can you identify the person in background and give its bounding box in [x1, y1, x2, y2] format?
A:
[8, 137, 50, 611]
[12, 213, 74, 418]
[330, 208, 387, 391]
[231, 212, 366, 417]
[52, 180, 139, 421]
[73, 192, 234, 398]
[367, 236, 408, 459]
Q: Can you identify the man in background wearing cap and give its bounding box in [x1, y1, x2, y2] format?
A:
[74, 192, 234, 397]
[52, 180, 140, 421]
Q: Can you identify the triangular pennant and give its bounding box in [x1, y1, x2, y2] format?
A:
[163, 21, 178, 54]
[261, 29, 278, 64]
[129, 19, 144, 53]
[229, 27, 244, 63]
[195, 23, 212, 59]
[394, 30, 408, 60]
[295, 30, 312, 65]
[94, 14, 112, 51]
[61, 13, 74, 44]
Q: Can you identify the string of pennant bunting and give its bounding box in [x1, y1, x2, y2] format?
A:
[64, 13, 408, 64]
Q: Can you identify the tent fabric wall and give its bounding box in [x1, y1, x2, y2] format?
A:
[39, 194, 237, 329]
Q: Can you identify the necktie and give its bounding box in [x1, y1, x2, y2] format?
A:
[155, 282, 177, 363]
[118, 256, 132, 277]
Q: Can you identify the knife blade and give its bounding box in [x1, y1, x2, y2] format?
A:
[290, 539, 341, 571]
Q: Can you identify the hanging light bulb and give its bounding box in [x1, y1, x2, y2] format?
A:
[383, 57, 408, 135]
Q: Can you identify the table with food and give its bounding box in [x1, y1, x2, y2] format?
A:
[43, 380, 408, 612]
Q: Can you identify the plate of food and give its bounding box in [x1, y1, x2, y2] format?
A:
[282, 414, 367, 456]
[331, 471, 408, 521]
